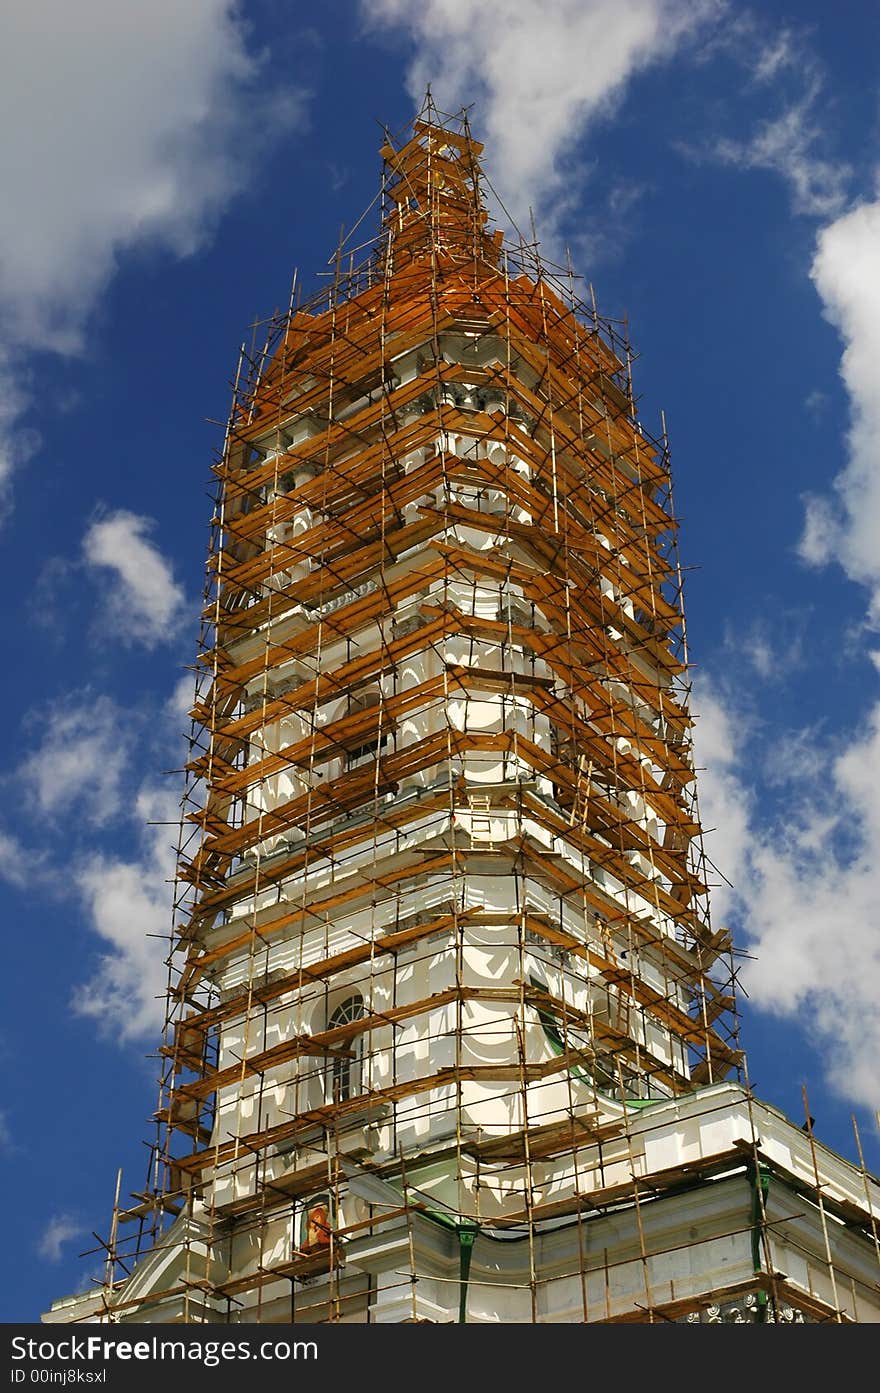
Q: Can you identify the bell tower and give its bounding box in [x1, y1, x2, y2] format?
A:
[45, 100, 880, 1326]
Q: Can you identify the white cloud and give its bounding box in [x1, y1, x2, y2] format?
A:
[750, 26, 797, 84]
[804, 389, 829, 418]
[693, 677, 880, 1112]
[0, 1109, 13, 1154]
[73, 785, 179, 1042]
[0, 2, 308, 508]
[166, 672, 197, 727]
[19, 693, 132, 827]
[723, 615, 805, 683]
[710, 81, 850, 219]
[83, 510, 188, 648]
[361, 0, 717, 240]
[804, 198, 880, 623]
[0, 349, 40, 520]
[0, 826, 56, 890]
[761, 727, 827, 791]
[37, 1214, 84, 1264]
[0, 1, 305, 353]
[743, 635, 774, 680]
[691, 682, 754, 923]
[164, 672, 201, 782]
[3, 675, 191, 1044]
[692, 11, 800, 86]
[680, 18, 850, 219]
[798, 494, 838, 567]
[693, 97, 880, 1117]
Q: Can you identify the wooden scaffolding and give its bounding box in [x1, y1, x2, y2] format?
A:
[66, 98, 880, 1327]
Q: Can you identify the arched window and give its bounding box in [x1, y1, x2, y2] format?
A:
[345, 687, 387, 768]
[529, 975, 626, 1101]
[327, 994, 364, 1102]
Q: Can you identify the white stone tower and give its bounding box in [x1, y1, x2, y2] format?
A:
[46, 103, 880, 1326]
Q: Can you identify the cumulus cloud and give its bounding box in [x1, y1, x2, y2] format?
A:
[37, 1214, 85, 1264]
[676, 22, 880, 1115]
[3, 675, 189, 1044]
[83, 510, 188, 648]
[693, 677, 880, 1112]
[73, 785, 179, 1042]
[0, 1, 305, 353]
[803, 198, 880, 622]
[361, 0, 717, 240]
[0, 658, 200, 1048]
[0, 1, 308, 507]
[18, 693, 133, 827]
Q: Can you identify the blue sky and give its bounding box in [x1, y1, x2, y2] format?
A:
[2, 0, 879, 1322]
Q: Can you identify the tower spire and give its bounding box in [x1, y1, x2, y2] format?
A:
[379, 103, 502, 269]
